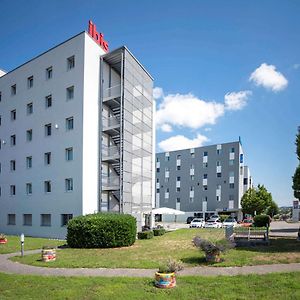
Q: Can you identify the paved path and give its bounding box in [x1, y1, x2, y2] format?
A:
[1, 250, 300, 277]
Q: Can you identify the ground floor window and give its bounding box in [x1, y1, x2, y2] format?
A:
[61, 214, 73, 226]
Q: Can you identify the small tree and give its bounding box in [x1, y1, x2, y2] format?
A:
[293, 127, 300, 201]
[266, 200, 279, 217]
[256, 184, 273, 211]
[241, 188, 258, 216]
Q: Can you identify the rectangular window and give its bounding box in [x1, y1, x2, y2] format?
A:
[41, 214, 51, 227]
[217, 173, 222, 178]
[176, 176, 181, 181]
[66, 86, 74, 100]
[177, 154, 181, 159]
[26, 156, 32, 169]
[176, 187, 180, 192]
[177, 166, 181, 170]
[45, 124, 52, 136]
[229, 171, 234, 177]
[216, 196, 221, 202]
[203, 151, 208, 156]
[23, 214, 32, 226]
[46, 67, 53, 79]
[189, 197, 194, 203]
[190, 175, 194, 181]
[202, 196, 208, 202]
[156, 168, 160, 173]
[176, 198, 180, 203]
[243, 178, 248, 185]
[217, 149, 221, 155]
[229, 183, 235, 189]
[203, 174, 208, 179]
[11, 109, 16, 121]
[7, 214, 16, 225]
[66, 147, 73, 161]
[165, 177, 169, 183]
[190, 186, 194, 191]
[156, 188, 160, 193]
[27, 76, 33, 88]
[231, 147, 235, 153]
[10, 160, 16, 171]
[66, 117, 74, 130]
[229, 195, 234, 201]
[26, 183, 32, 195]
[65, 178, 73, 191]
[0, 91, 1, 102]
[11, 84, 16, 95]
[27, 102, 33, 115]
[216, 161, 221, 167]
[203, 162, 208, 168]
[67, 55, 75, 70]
[229, 159, 234, 166]
[61, 214, 73, 226]
[10, 185, 16, 195]
[44, 180, 51, 193]
[26, 129, 33, 141]
[203, 185, 208, 191]
[10, 135, 16, 146]
[45, 95, 52, 108]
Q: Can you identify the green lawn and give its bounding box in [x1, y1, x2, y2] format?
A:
[10, 229, 300, 269]
[0, 235, 64, 254]
[0, 272, 299, 300]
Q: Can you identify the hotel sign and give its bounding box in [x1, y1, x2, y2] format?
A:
[88, 20, 109, 52]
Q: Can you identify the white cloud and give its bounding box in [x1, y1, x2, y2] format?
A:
[204, 127, 212, 132]
[160, 123, 173, 132]
[249, 63, 288, 92]
[224, 90, 252, 111]
[153, 87, 164, 99]
[158, 134, 209, 152]
[156, 92, 224, 130]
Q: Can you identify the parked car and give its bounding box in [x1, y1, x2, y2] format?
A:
[222, 217, 237, 228]
[241, 219, 253, 227]
[189, 218, 205, 228]
[186, 217, 194, 224]
[208, 215, 219, 221]
[204, 219, 222, 228]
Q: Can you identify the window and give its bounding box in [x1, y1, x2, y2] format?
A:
[203, 185, 208, 191]
[11, 84, 16, 95]
[176, 187, 180, 192]
[44, 152, 51, 165]
[26, 183, 32, 195]
[0, 91, 1, 102]
[66, 86, 74, 100]
[203, 174, 208, 179]
[67, 55, 75, 70]
[191, 175, 194, 181]
[156, 178, 159, 183]
[45, 123, 52, 136]
[61, 214, 73, 226]
[176, 198, 180, 203]
[231, 147, 235, 153]
[229, 171, 234, 177]
[229, 183, 234, 189]
[165, 153, 169, 161]
[44, 180, 51, 193]
[46, 67, 53, 79]
[7, 214, 16, 225]
[156, 167, 160, 173]
[203, 162, 208, 168]
[27, 76, 33, 88]
[229, 195, 234, 201]
[11, 109, 16, 121]
[165, 177, 169, 183]
[244, 178, 248, 185]
[191, 152, 195, 158]
[26, 129, 33, 142]
[45, 95, 52, 108]
[41, 214, 51, 226]
[26, 156, 32, 169]
[216, 196, 221, 202]
[10, 135, 16, 146]
[189, 197, 194, 203]
[217, 149, 221, 155]
[66, 147, 73, 161]
[217, 172, 222, 178]
[10, 160, 16, 171]
[23, 214, 32, 226]
[190, 186, 194, 191]
[229, 159, 234, 166]
[202, 196, 208, 202]
[27, 103, 33, 115]
[177, 154, 181, 159]
[66, 117, 74, 130]
[203, 151, 208, 156]
[156, 188, 160, 193]
[65, 178, 73, 191]
[176, 176, 180, 181]
[177, 166, 181, 171]
[10, 185, 16, 195]
[216, 161, 221, 166]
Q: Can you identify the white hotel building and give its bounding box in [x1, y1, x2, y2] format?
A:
[0, 25, 154, 238]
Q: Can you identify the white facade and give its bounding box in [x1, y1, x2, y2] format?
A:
[0, 31, 153, 238]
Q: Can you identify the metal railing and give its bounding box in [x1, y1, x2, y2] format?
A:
[102, 116, 120, 128]
[102, 145, 120, 158]
[102, 175, 120, 189]
[103, 85, 121, 99]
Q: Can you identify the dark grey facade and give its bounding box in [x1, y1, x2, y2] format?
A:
[155, 141, 252, 221]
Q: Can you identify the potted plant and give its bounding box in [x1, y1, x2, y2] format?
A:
[155, 258, 183, 288]
[41, 245, 56, 262]
[0, 233, 7, 244]
[193, 236, 233, 263]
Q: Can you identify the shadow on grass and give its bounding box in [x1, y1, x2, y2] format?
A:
[181, 256, 223, 266]
[234, 238, 300, 253]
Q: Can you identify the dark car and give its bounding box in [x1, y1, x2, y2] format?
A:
[186, 217, 194, 224]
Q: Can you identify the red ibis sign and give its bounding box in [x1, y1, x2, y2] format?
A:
[88, 20, 109, 52]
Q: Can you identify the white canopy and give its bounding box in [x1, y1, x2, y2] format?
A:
[150, 207, 185, 215]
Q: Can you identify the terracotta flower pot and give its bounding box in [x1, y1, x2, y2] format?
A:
[41, 248, 56, 262]
[0, 238, 7, 244]
[205, 252, 221, 263]
[155, 272, 176, 288]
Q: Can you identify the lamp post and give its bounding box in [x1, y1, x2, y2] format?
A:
[20, 233, 24, 257]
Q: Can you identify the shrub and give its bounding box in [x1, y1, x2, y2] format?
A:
[67, 213, 136, 248]
[219, 215, 228, 222]
[158, 258, 184, 273]
[153, 228, 166, 236]
[138, 231, 154, 239]
[253, 214, 271, 227]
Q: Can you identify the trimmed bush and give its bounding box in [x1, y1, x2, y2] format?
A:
[219, 215, 228, 222]
[67, 213, 136, 248]
[153, 228, 166, 236]
[138, 231, 154, 239]
[253, 214, 271, 227]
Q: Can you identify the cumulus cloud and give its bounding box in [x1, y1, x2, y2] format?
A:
[160, 123, 173, 132]
[158, 134, 209, 152]
[156, 93, 224, 130]
[224, 90, 252, 111]
[249, 63, 288, 92]
[153, 87, 164, 99]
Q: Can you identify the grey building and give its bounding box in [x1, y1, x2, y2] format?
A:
[155, 141, 252, 221]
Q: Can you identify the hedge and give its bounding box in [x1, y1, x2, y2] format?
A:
[153, 228, 166, 236]
[253, 214, 271, 227]
[138, 231, 154, 239]
[67, 213, 136, 248]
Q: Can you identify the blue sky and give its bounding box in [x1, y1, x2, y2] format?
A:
[0, 0, 299, 206]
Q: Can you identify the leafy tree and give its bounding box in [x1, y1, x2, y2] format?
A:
[256, 184, 273, 210]
[293, 127, 300, 200]
[266, 200, 279, 217]
[241, 188, 258, 216]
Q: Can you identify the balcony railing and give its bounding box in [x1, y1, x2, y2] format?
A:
[102, 116, 120, 129]
[102, 145, 120, 159]
[102, 175, 120, 189]
[103, 85, 121, 99]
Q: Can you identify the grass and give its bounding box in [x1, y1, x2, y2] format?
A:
[10, 229, 300, 269]
[0, 272, 299, 299]
[0, 235, 64, 254]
